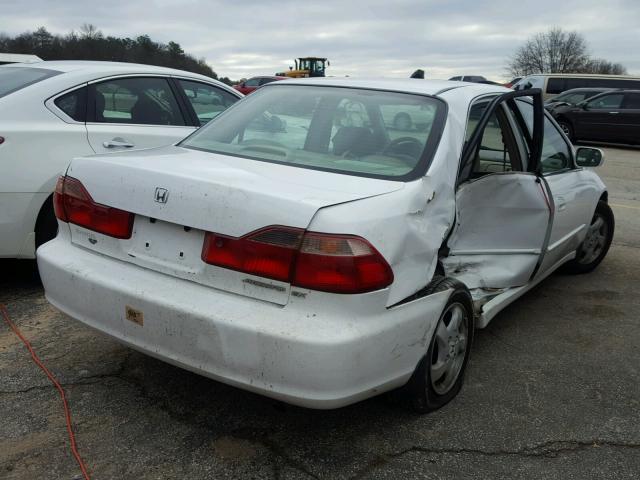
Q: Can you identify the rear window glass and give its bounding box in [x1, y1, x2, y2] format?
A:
[0, 66, 59, 98]
[181, 85, 445, 180]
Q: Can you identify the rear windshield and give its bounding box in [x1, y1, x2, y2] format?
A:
[0, 66, 60, 99]
[181, 85, 446, 180]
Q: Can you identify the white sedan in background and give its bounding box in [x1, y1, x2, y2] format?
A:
[39, 78, 613, 411]
[0, 60, 242, 259]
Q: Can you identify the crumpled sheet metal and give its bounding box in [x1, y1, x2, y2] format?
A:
[309, 118, 463, 307]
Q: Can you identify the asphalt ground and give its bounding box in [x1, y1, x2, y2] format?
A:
[1, 146, 639, 479]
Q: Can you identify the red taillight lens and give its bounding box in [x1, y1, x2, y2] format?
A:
[202, 227, 303, 282]
[53, 176, 67, 221]
[292, 233, 394, 294]
[53, 176, 134, 239]
[201, 226, 393, 294]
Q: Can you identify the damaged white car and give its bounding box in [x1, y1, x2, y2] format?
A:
[38, 78, 614, 412]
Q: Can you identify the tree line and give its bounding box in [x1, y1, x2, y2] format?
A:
[0, 25, 236, 85]
[508, 27, 627, 77]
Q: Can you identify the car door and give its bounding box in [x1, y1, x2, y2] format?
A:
[443, 90, 553, 290]
[174, 78, 240, 126]
[512, 99, 594, 273]
[618, 92, 640, 144]
[85, 76, 196, 154]
[572, 92, 625, 142]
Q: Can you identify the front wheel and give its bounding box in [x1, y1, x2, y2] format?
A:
[404, 277, 474, 413]
[562, 200, 614, 274]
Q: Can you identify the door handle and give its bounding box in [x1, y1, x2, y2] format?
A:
[103, 138, 135, 148]
[608, 111, 620, 114]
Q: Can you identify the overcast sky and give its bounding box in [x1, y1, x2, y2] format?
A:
[1, 0, 638, 81]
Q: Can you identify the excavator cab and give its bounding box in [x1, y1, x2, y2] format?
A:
[277, 57, 329, 78]
[296, 57, 327, 77]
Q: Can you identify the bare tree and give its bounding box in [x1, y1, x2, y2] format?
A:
[582, 58, 627, 75]
[508, 28, 627, 76]
[508, 28, 588, 76]
[80, 23, 103, 40]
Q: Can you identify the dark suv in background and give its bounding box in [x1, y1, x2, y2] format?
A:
[553, 90, 640, 145]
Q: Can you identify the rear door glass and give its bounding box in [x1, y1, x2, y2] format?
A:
[587, 94, 624, 109]
[92, 77, 186, 125]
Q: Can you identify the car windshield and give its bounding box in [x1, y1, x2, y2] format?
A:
[0, 66, 60, 98]
[182, 85, 445, 180]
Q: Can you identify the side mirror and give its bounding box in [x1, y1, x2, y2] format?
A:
[575, 147, 604, 167]
[577, 101, 589, 110]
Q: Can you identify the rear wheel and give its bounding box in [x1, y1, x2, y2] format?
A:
[404, 277, 474, 413]
[35, 197, 58, 250]
[562, 200, 614, 274]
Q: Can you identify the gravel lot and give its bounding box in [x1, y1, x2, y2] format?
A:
[1, 146, 639, 479]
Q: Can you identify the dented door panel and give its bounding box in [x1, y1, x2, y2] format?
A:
[443, 173, 551, 289]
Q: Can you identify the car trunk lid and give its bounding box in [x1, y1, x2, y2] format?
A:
[65, 145, 403, 305]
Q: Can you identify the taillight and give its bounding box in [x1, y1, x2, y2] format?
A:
[292, 233, 394, 294]
[202, 226, 303, 282]
[53, 176, 134, 239]
[201, 227, 393, 294]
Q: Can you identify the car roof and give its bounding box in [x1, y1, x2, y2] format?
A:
[267, 77, 509, 98]
[7, 60, 199, 76]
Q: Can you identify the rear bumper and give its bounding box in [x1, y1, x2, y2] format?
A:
[38, 236, 450, 409]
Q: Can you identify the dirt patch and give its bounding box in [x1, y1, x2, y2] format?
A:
[212, 436, 259, 463]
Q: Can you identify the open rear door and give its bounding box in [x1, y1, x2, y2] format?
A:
[443, 89, 553, 290]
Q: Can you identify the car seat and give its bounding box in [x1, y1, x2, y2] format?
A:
[332, 126, 376, 156]
[94, 91, 106, 122]
[131, 95, 167, 124]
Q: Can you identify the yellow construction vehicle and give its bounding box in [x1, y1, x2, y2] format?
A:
[276, 57, 329, 78]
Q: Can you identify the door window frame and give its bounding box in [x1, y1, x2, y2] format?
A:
[458, 89, 544, 187]
[86, 74, 192, 128]
[509, 97, 577, 176]
[171, 77, 241, 126]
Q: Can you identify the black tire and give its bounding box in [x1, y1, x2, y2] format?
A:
[557, 120, 574, 142]
[562, 200, 614, 274]
[404, 276, 475, 413]
[35, 196, 58, 250]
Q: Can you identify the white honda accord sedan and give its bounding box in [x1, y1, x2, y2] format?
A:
[38, 78, 613, 411]
[0, 61, 241, 259]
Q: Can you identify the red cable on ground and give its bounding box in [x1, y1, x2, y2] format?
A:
[1, 303, 91, 480]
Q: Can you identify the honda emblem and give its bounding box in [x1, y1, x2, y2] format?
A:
[154, 187, 169, 204]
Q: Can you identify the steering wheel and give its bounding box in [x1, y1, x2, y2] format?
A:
[384, 136, 423, 158]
